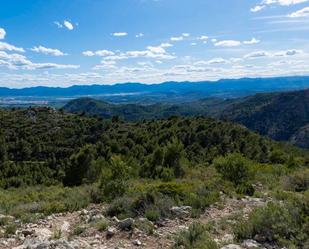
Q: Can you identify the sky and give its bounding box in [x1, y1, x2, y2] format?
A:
[0, 0, 309, 88]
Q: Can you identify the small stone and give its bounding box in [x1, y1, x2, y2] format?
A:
[133, 239, 142, 246]
[106, 227, 117, 238]
[170, 206, 192, 218]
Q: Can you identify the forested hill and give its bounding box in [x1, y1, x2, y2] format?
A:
[64, 89, 309, 148]
[63, 97, 232, 121]
[0, 107, 300, 188]
[220, 89, 309, 148]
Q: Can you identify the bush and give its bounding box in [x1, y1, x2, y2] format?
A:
[236, 182, 255, 196]
[214, 153, 252, 186]
[282, 168, 309, 192]
[145, 209, 160, 222]
[173, 223, 218, 249]
[235, 200, 309, 248]
[99, 155, 131, 201]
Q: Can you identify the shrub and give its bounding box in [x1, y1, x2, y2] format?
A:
[214, 153, 252, 186]
[236, 182, 255, 196]
[145, 209, 160, 222]
[99, 155, 131, 201]
[173, 223, 218, 249]
[282, 168, 309, 192]
[4, 223, 17, 237]
[234, 200, 309, 248]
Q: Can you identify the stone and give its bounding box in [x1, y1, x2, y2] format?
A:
[242, 239, 261, 248]
[222, 234, 234, 243]
[221, 244, 243, 249]
[170, 206, 192, 218]
[106, 226, 117, 238]
[118, 218, 135, 230]
[133, 239, 142, 246]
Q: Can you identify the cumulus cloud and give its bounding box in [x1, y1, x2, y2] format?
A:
[288, 7, 309, 17]
[112, 32, 128, 37]
[243, 38, 260, 44]
[214, 40, 241, 47]
[170, 36, 184, 41]
[195, 58, 229, 65]
[0, 28, 6, 40]
[31, 46, 67, 56]
[55, 20, 74, 30]
[82, 49, 115, 57]
[0, 50, 79, 70]
[251, 0, 309, 12]
[244, 49, 303, 58]
[63, 20, 74, 30]
[0, 42, 25, 52]
[250, 5, 265, 12]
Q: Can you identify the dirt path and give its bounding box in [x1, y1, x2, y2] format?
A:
[0, 195, 271, 249]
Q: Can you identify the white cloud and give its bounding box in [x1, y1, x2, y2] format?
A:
[191, 42, 197, 46]
[244, 51, 270, 58]
[263, 0, 309, 6]
[0, 28, 6, 40]
[214, 40, 241, 47]
[199, 35, 209, 41]
[0, 51, 79, 70]
[195, 58, 229, 65]
[182, 33, 190, 37]
[63, 20, 74, 30]
[31, 46, 67, 56]
[136, 33, 144, 38]
[251, 0, 308, 12]
[55, 20, 74, 30]
[112, 32, 128, 37]
[54, 21, 63, 28]
[243, 38, 261, 44]
[288, 7, 309, 17]
[170, 36, 184, 41]
[0, 42, 25, 52]
[160, 43, 173, 48]
[251, 5, 265, 12]
[82, 50, 115, 57]
[274, 49, 303, 56]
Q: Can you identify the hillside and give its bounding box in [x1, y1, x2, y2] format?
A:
[64, 89, 309, 149]
[0, 107, 308, 249]
[221, 89, 309, 148]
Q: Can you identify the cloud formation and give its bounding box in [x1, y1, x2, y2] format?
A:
[31, 46, 68, 56]
[214, 40, 241, 47]
[0, 42, 25, 52]
[289, 7, 309, 17]
[54, 20, 74, 30]
[112, 32, 128, 37]
[0, 28, 6, 40]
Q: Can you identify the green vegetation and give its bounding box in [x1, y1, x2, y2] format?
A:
[0, 107, 308, 248]
[173, 223, 218, 249]
[235, 194, 309, 248]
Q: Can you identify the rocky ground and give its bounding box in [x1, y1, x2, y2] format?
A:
[0, 193, 281, 249]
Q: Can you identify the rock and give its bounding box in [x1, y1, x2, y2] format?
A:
[34, 228, 53, 240]
[88, 214, 105, 223]
[221, 244, 243, 249]
[112, 216, 120, 223]
[118, 218, 135, 230]
[242, 239, 261, 248]
[170, 206, 192, 218]
[133, 239, 142, 246]
[222, 234, 234, 243]
[254, 234, 267, 243]
[21, 230, 34, 237]
[61, 221, 70, 233]
[106, 226, 117, 238]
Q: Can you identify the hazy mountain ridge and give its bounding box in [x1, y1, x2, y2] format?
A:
[1, 76, 309, 100]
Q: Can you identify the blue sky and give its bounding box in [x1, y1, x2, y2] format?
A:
[0, 0, 309, 88]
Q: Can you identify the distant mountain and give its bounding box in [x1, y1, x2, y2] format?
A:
[63, 97, 232, 121]
[2, 76, 309, 104]
[64, 89, 309, 148]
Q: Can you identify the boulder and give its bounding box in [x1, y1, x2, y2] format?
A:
[106, 226, 117, 238]
[221, 244, 243, 249]
[242, 239, 261, 248]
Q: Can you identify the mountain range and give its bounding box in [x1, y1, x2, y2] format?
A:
[2, 76, 309, 104]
